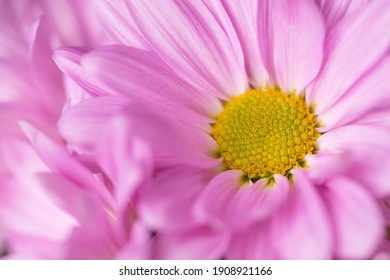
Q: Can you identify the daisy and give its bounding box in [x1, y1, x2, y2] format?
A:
[56, 0, 390, 259]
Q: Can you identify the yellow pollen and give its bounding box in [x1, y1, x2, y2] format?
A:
[212, 88, 320, 182]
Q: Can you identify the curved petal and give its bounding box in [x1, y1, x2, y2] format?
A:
[151, 227, 229, 260]
[59, 96, 132, 154]
[271, 170, 333, 259]
[305, 152, 353, 185]
[75, 45, 222, 121]
[21, 123, 115, 208]
[39, 0, 104, 47]
[317, 0, 370, 30]
[96, 114, 153, 217]
[318, 125, 390, 197]
[53, 47, 106, 97]
[139, 166, 213, 232]
[30, 17, 64, 115]
[0, 175, 77, 245]
[227, 222, 277, 259]
[222, 0, 268, 88]
[93, 0, 150, 49]
[258, 0, 325, 93]
[319, 56, 390, 130]
[194, 171, 291, 231]
[323, 177, 383, 259]
[118, 221, 151, 260]
[307, 0, 390, 112]
[318, 125, 390, 152]
[36, 173, 118, 260]
[108, 0, 247, 98]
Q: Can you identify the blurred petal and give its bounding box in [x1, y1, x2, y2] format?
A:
[118, 221, 151, 260]
[30, 17, 64, 115]
[22, 123, 115, 207]
[59, 96, 131, 154]
[317, 0, 370, 30]
[96, 114, 152, 214]
[323, 177, 383, 259]
[271, 171, 333, 259]
[319, 56, 390, 130]
[36, 173, 117, 259]
[227, 222, 276, 259]
[140, 166, 213, 231]
[152, 228, 229, 260]
[318, 125, 390, 197]
[195, 171, 290, 230]
[0, 175, 77, 245]
[54, 47, 106, 96]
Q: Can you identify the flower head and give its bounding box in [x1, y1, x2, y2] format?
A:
[2, 0, 390, 260]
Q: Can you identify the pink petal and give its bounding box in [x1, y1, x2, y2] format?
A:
[151, 228, 229, 260]
[317, 0, 370, 30]
[59, 96, 132, 154]
[318, 125, 390, 152]
[258, 0, 325, 93]
[53, 47, 107, 97]
[93, 0, 150, 49]
[118, 221, 151, 260]
[36, 173, 118, 259]
[22, 123, 115, 208]
[139, 166, 213, 232]
[39, 0, 104, 47]
[305, 152, 352, 185]
[319, 56, 390, 130]
[222, 0, 268, 88]
[307, 0, 390, 113]
[227, 222, 277, 259]
[81, 45, 222, 120]
[107, 0, 247, 98]
[318, 124, 390, 197]
[29, 17, 64, 115]
[4, 235, 63, 260]
[194, 170, 291, 231]
[0, 175, 77, 244]
[271, 170, 333, 259]
[322, 177, 384, 259]
[96, 114, 153, 216]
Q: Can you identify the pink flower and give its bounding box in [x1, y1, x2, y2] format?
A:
[54, 0, 390, 259]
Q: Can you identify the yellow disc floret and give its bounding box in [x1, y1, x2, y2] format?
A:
[212, 88, 320, 181]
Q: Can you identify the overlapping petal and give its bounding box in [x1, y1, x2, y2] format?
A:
[194, 171, 291, 230]
[322, 177, 383, 259]
[258, 0, 325, 93]
[96, 0, 247, 98]
[307, 0, 390, 112]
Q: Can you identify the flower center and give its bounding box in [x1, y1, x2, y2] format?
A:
[212, 88, 320, 182]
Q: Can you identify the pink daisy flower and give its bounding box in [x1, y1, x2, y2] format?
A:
[55, 0, 390, 259]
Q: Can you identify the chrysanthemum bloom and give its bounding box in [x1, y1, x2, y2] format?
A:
[56, 0, 390, 259]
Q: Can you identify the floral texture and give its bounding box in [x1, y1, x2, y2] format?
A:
[1, 0, 390, 259]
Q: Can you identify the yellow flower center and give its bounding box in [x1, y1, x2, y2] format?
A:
[212, 88, 320, 182]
